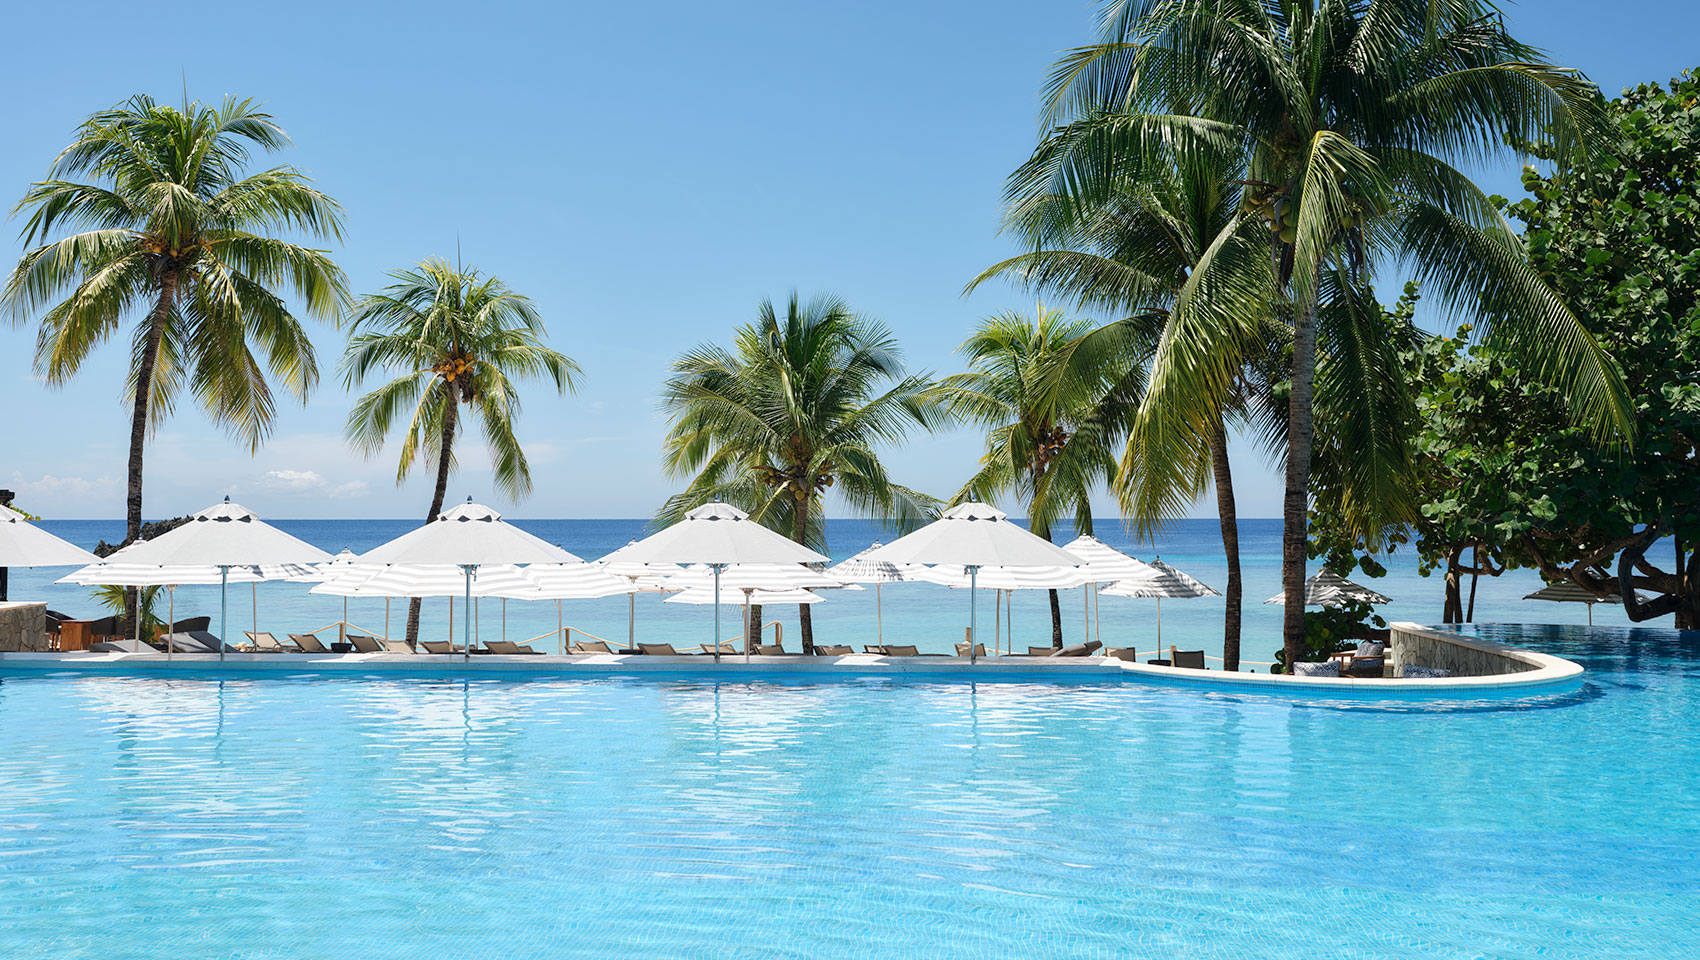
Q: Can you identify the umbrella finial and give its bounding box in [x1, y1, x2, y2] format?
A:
[223, 495, 230, 503]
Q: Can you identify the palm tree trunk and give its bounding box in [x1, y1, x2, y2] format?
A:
[747, 602, 763, 650]
[1281, 296, 1317, 671]
[1037, 523, 1063, 648]
[123, 278, 175, 633]
[406, 386, 458, 645]
[1209, 419, 1242, 671]
[794, 493, 814, 654]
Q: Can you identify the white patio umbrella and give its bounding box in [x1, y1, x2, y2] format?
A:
[1061, 536, 1161, 646]
[1, 512, 101, 599]
[860, 502, 1082, 663]
[924, 564, 1086, 655]
[81, 498, 332, 660]
[1263, 568, 1390, 607]
[486, 561, 629, 652]
[605, 503, 828, 662]
[596, 539, 686, 651]
[1102, 558, 1220, 649]
[828, 541, 920, 646]
[663, 564, 846, 654]
[355, 499, 578, 659]
[667, 586, 825, 606]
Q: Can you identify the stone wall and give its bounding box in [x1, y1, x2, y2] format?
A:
[1388, 624, 1538, 677]
[0, 602, 48, 652]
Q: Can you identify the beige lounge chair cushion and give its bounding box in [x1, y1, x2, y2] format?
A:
[1050, 640, 1103, 657]
[954, 642, 986, 657]
[289, 634, 329, 653]
[815, 645, 853, 655]
[883, 645, 919, 656]
[1103, 647, 1139, 662]
[756, 644, 787, 655]
[573, 641, 613, 654]
[638, 643, 681, 655]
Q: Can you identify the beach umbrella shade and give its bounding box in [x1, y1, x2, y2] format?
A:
[355, 499, 579, 659]
[666, 587, 825, 606]
[1524, 581, 1642, 626]
[485, 561, 630, 653]
[83, 498, 332, 660]
[926, 565, 1085, 654]
[828, 541, 920, 645]
[604, 503, 828, 662]
[1102, 558, 1220, 649]
[0, 510, 100, 604]
[663, 564, 847, 654]
[1060, 536, 1162, 647]
[596, 540, 684, 652]
[1262, 569, 1391, 607]
[860, 502, 1083, 663]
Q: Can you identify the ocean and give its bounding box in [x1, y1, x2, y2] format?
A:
[4, 517, 1659, 667]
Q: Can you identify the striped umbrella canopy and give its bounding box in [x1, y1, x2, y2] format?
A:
[312, 563, 540, 599]
[919, 564, 1086, 590]
[1524, 580, 1647, 625]
[667, 586, 825, 606]
[496, 563, 630, 600]
[827, 542, 919, 584]
[1058, 536, 1159, 583]
[662, 563, 844, 592]
[1262, 569, 1390, 606]
[1102, 558, 1220, 649]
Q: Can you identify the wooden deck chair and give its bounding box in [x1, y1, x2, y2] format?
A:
[289, 633, 331, 653]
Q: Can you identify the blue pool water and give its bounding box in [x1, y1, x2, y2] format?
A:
[0, 625, 1695, 957]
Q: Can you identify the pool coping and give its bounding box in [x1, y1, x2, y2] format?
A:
[0, 621, 1583, 694]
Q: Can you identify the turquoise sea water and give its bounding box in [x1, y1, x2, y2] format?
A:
[0, 624, 1695, 958]
[5, 518, 1668, 663]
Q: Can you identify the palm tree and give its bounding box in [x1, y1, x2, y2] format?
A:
[971, 139, 1268, 667]
[3, 94, 347, 626]
[1024, 0, 1631, 667]
[342, 257, 581, 644]
[659, 293, 942, 652]
[932, 304, 1139, 647]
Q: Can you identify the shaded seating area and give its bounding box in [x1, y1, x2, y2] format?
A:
[1330, 639, 1389, 677]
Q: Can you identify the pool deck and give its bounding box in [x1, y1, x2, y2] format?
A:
[0, 622, 1584, 695]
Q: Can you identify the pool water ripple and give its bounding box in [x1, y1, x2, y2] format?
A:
[0, 625, 1696, 957]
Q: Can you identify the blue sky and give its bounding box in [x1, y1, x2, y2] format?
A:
[2, 0, 1695, 523]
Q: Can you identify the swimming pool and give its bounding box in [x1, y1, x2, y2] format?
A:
[0, 624, 1694, 958]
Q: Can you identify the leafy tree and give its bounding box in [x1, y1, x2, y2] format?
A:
[1022, 0, 1630, 668]
[342, 257, 580, 643]
[3, 94, 347, 626]
[1496, 70, 1700, 625]
[659, 293, 941, 652]
[931, 304, 1136, 647]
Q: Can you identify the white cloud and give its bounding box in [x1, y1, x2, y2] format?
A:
[228, 469, 371, 501]
[259, 469, 328, 492]
[327, 480, 370, 500]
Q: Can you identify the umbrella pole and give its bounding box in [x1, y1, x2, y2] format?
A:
[1083, 585, 1088, 646]
[385, 598, 391, 643]
[628, 590, 636, 649]
[1094, 584, 1100, 648]
[342, 597, 348, 644]
[1156, 597, 1162, 650]
[557, 599, 563, 654]
[712, 564, 723, 663]
[743, 590, 752, 663]
[464, 566, 473, 661]
[219, 566, 229, 662]
[253, 582, 258, 636]
[168, 586, 174, 661]
[502, 598, 507, 644]
[994, 590, 1001, 657]
[876, 582, 883, 647]
[968, 565, 979, 664]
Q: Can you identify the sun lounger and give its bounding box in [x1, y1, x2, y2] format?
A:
[484, 640, 543, 655]
[289, 633, 331, 653]
[170, 616, 212, 633]
[815, 644, 853, 655]
[954, 642, 986, 657]
[374, 638, 414, 654]
[1028, 645, 1058, 656]
[345, 634, 384, 653]
[89, 638, 156, 653]
[862, 644, 887, 654]
[1103, 647, 1139, 662]
[571, 640, 614, 654]
[1291, 660, 1340, 677]
[698, 642, 736, 655]
[1170, 649, 1206, 669]
[420, 641, 468, 654]
[1049, 640, 1103, 658]
[882, 644, 920, 656]
[638, 642, 687, 655]
[244, 631, 292, 653]
[162, 631, 234, 654]
[756, 643, 789, 655]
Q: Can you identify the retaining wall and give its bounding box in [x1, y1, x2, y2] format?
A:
[0, 602, 48, 652]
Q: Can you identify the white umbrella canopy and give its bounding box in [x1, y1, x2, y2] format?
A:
[861, 502, 1083, 662]
[495, 563, 630, 600]
[0, 503, 27, 521]
[82, 498, 333, 660]
[827, 541, 918, 647]
[356, 499, 579, 566]
[355, 499, 580, 659]
[610, 503, 829, 566]
[1524, 580, 1644, 626]
[605, 503, 829, 661]
[313, 563, 541, 599]
[0, 514, 100, 568]
[1263, 569, 1391, 606]
[1102, 558, 1220, 648]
